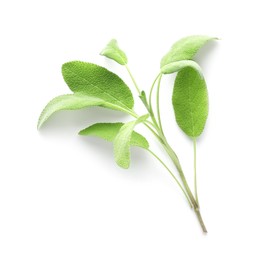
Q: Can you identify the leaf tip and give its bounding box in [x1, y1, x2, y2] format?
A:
[78, 129, 86, 135]
[117, 161, 130, 169]
[37, 115, 44, 130]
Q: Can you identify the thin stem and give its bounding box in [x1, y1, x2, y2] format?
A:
[143, 122, 161, 140]
[122, 69, 207, 232]
[156, 74, 164, 134]
[144, 121, 207, 232]
[162, 141, 198, 207]
[125, 65, 141, 94]
[149, 73, 161, 110]
[148, 73, 162, 128]
[193, 138, 199, 205]
[123, 109, 160, 141]
[195, 209, 207, 233]
[147, 149, 192, 208]
[126, 110, 160, 140]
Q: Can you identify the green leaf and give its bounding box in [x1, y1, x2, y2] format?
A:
[62, 61, 134, 109]
[172, 67, 208, 138]
[37, 93, 131, 129]
[38, 94, 105, 129]
[161, 35, 216, 68]
[114, 114, 149, 169]
[100, 39, 128, 65]
[161, 60, 203, 76]
[79, 123, 149, 149]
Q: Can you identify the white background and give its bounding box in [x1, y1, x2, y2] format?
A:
[1, 0, 265, 259]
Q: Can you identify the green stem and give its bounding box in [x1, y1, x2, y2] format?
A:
[147, 149, 192, 208]
[124, 70, 207, 232]
[156, 74, 164, 134]
[125, 65, 141, 94]
[162, 141, 198, 207]
[193, 138, 199, 205]
[148, 73, 162, 129]
[161, 141, 207, 232]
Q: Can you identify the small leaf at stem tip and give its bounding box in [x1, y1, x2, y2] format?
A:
[160, 35, 217, 68]
[62, 61, 134, 109]
[172, 67, 208, 138]
[161, 60, 203, 77]
[79, 123, 149, 149]
[113, 114, 149, 169]
[139, 91, 150, 111]
[100, 39, 128, 65]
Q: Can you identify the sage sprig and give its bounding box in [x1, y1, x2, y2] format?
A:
[38, 35, 217, 233]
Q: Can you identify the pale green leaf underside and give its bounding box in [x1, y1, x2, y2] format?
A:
[100, 39, 128, 65]
[114, 114, 149, 169]
[37, 93, 129, 129]
[79, 123, 149, 149]
[172, 67, 208, 138]
[161, 60, 203, 76]
[62, 61, 134, 109]
[161, 35, 216, 68]
[38, 94, 104, 129]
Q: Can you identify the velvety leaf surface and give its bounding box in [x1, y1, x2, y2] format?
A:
[114, 114, 149, 169]
[161, 35, 216, 67]
[62, 61, 134, 109]
[172, 67, 208, 138]
[79, 123, 149, 149]
[38, 94, 105, 129]
[100, 39, 128, 65]
[161, 60, 202, 76]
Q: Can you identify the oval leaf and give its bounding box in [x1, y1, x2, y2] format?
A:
[62, 61, 134, 109]
[79, 123, 149, 149]
[100, 39, 128, 65]
[161, 35, 216, 68]
[113, 114, 149, 169]
[172, 67, 208, 138]
[38, 94, 105, 129]
[161, 60, 203, 76]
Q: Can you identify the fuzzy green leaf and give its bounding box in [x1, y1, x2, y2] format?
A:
[114, 114, 149, 169]
[62, 61, 134, 109]
[172, 67, 208, 138]
[161, 35, 216, 68]
[79, 123, 149, 149]
[37, 93, 130, 129]
[38, 94, 105, 129]
[161, 60, 203, 76]
[100, 39, 128, 65]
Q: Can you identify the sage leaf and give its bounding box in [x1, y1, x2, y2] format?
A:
[38, 93, 132, 129]
[114, 114, 149, 169]
[79, 123, 149, 149]
[161, 60, 203, 76]
[172, 67, 208, 138]
[62, 61, 134, 109]
[161, 35, 216, 68]
[38, 94, 105, 129]
[100, 39, 128, 65]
